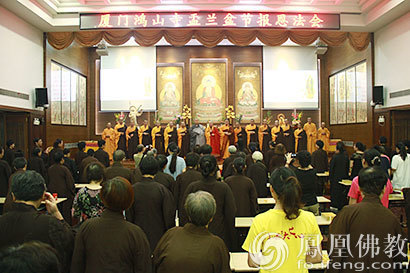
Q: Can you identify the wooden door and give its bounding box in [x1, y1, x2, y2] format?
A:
[5, 113, 29, 157]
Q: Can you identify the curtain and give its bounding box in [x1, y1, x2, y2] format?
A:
[47, 29, 370, 51]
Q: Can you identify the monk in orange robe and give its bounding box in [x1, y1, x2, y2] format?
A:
[294, 123, 307, 152]
[271, 120, 282, 143]
[178, 121, 190, 157]
[139, 120, 152, 146]
[102, 122, 116, 160]
[220, 119, 234, 159]
[151, 121, 165, 155]
[205, 121, 212, 145]
[164, 122, 178, 152]
[303, 117, 317, 154]
[126, 120, 139, 159]
[209, 123, 221, 157]
[114, 117, 127, 152]
[245, 119, 258, 146]
[317, 122, 331, 152]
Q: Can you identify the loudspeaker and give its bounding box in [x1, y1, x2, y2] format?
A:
[35, 88, 48, 108]
[373, 86, 384, 105]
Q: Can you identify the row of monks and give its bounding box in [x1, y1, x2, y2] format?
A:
[101, 116, 331, 159]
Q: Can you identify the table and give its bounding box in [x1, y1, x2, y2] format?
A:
[75, 184, 101, 189]
[229, 251, 329, 272]
[389, 193, 404, 201]
[0, 197, 67, 204]
[258, 196, 330, 205]
[317, 171, 329, 177]
[339, 179, 352, 186]
[235, 213, 335, 228]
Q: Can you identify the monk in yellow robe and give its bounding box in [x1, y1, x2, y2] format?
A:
[294, 123, 307, 152]
[220, 119, 234, 159]
[258, 119, 271, 153]
[151, 121, 165, 155]
[271, 120, 281, 143]
[317, 122, 331, 151]
[139, 120, 151, 146]
[303, 117, 317, 154]
[102, 122, 116, 160]
[164, 122, 178, 152]
[114, 117, 127, 152]
[245, 119, 258, 146]
[178, 121, 190, 157]
[205, 121, 212, 145]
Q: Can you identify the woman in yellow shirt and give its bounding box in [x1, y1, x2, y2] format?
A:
[243, 167, 322, 273]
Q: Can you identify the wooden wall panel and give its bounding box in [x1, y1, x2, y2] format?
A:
[320, 41, 373, 151]
[45, 42, 90, 147]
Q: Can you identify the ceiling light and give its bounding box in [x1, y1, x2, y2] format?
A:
[160, 0, 184, 4]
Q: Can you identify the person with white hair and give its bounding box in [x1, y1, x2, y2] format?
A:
[246, 151, 269, 197]
[153, 191, 231, 273]
[221, 145, 238, 179]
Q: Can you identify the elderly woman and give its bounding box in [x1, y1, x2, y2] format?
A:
[246, 151, 269, 198]
[153, 191, 231, 273]
[71, 177, 151, 273]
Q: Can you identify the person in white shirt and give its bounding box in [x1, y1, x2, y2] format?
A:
[391, 142, 410, 190]
[164, 142, 186, 180]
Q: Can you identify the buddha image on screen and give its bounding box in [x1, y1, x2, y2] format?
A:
[238, 81, 257, 106]
[160, 82, 179, 107]
[196, 75, 222, 106]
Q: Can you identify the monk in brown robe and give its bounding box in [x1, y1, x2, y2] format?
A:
[258, 119, 271, 154]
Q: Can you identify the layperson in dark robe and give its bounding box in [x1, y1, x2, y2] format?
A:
[221, 145, 238, 179]
[63, 148, 78, 182]
[350, 142, 365, 179]
[152, 121, 165, 155]
[177, 121, 190, 158]
[75, 141, 88, 168]
[258, 119, 271, 154]
[0, 171, 74, 273]
[4, 140, 15, 169]
[245, 142, 259, 169]
[328, 167, 407, 273]
[27, 147, 47, 180]
[225, 158, 258, 217]
[94, 140, 110, 167]
[139, 119, 152, 146]
[311, 140, 329, 195]
[105, 150, 135, 184]
[329, 141, 350, 211]
[48, 139, 64, 167]
[0, 146, 11, 197]
[154, 154, 175, 193]
[114, 117, 127, 152]
[71, 177, 151, 273]
[33, 137, 49, 166]
[174, 152, 202, 225]
[134, 144, 145, 168]
[246, 151, 269, 198]
[280, 118, 294, 153]
[379, 136, 393, 159]
[264, 140, 275, 167]
[47, 152, 75, 224]
[3, 157, 27, 213]
[78, 149, 98, 183]
[268, 143, 287, 174]
[126, 156, 175, 252]
[182, 155, 236, 251]
[153, 191, 231, 273]
[126, 120, 139, 159]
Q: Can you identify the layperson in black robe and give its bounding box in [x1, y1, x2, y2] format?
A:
[71, 177, 151, 273]
[268, 143, 287, 174]
[221, 146, 239, 179]
[63, 149, 78, 182]
[126, 156, 175, 252]
[0, 171, 74, 273]
[78, 150, 98, 183]
[246, 151, 269, 198]
[225, 158, 258, 217]
[329, 142, 350, 211]
[4, 140, 15, 169]
[311, 140, 329, 195]
[48, 139, 64, 168]
[47, 152, 75, 225]
[182, 155, 236, 251]
[105, 150, 135, 184]
[174, 152, 202, 224]
[75, 141, 88, 167]
[296, 128, 308, 152]
[27, 147, 47, 181]
[94, 140, 110, 167]
[33, 137, 49, 166]
[152, 122, 165, 155]
[153, 191, 231, 273]
[140, 120, 152, 146]
[154, 154, 175, 193]
[264, 141, 275, 167]
[0, 146, 12, 197]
